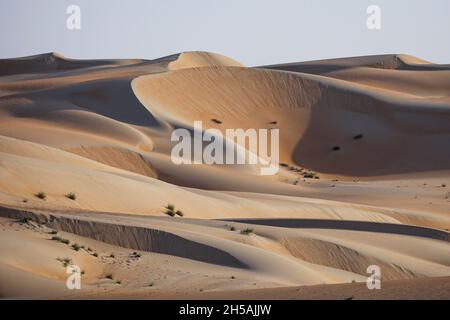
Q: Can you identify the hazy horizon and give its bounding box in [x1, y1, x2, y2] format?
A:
[1, 0, 449, 66]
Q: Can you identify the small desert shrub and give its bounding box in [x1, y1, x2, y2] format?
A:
[66, 192, 77, 200]
[211, 118, 223, 124]
[71, 243, 81, 251]
[115, 280, 122, 285]
[332, 146, 341, 151]
[51, 236, 70, 245]
[105, 273, 113, 280]
[164, 210, 175, 217]
[57, 257, 73, 267]
[35, 192, 47, 200]
[229, 226, 236, 231]
[92, 252, 99, 257]
[131, 252, 142, 258]
[110, 253, 115, 258]
[303, 172, 319, 179]
[164, 204, 184, 217]
[240, 228, 254, 235]
[175, 210, 184, 217]
[19, 216, 32, 224]
[49, 230, 58, 235]
[353, 134, 364, 140]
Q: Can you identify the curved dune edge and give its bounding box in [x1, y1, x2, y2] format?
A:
[1, 207, 449, 299]
[0, 52, 143, 76]
[132, 65, 450, 176]
[223, 218, 450, 242]
[1, 51, 450, 299]
[49, 216, 246, 269]
[281, 237, 418, 280]
[1, 135, 418, 223]
[261, 54, 439, 74]
[67, 146, 158, 179]
[169, 51, 244, 70]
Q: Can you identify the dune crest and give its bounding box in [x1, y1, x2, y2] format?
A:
[132, 65, 450, 176]
[169, 51, 244, 70]
[262, 54, 442, 74]
[1, 51, 449, 299]
[0, 52, 143, 77]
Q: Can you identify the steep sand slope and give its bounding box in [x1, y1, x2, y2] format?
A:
[1, 135, 410, 223]
[0, 51, 449, 299]
[324, 68, 450, 97]
[262, 54, 450, 74]
[132, 65, 450, 176]
[0, 52, 144, 77]
[169, 51, 243, 70]
[1, 209, 448, 298]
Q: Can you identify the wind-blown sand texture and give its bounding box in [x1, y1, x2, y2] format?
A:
[0, 51, 449, 299]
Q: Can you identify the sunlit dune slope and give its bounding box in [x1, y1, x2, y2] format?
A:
[132, 65, 450, 176]
[169, 51, 243, 70]
[261, 54, 449, 75]
[0, 52, 144, 77]
[0, 51, 450, 299]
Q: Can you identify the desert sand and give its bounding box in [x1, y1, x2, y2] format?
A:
[0, 51, 449, 299]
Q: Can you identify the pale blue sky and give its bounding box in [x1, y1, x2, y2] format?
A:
[0, 0, 449, 66]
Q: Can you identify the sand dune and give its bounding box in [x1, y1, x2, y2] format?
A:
[0, 51, 449, 299]
[133, 65, 450, 176]
[172, 276, 450, 300]
[169, 51, 243, 70]
[0, 52, 143, 77]
[262, 54, 450, 74]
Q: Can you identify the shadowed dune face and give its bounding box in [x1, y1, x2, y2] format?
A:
[1, 51, 450, 299]
[67, 146, 158, 179]
[48, 216, 246, 269]
[281, 237, 418, 281]
[1, 207, 449, 299]
[261, 54, 448, 75]
[169, 51, 243, 70]
[292, 76, 450, 176]
[1, 77, 161, 128]
[132, 65, 450, 176]
[132, 67, 315, 163]
[0, 52, 144, 77]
